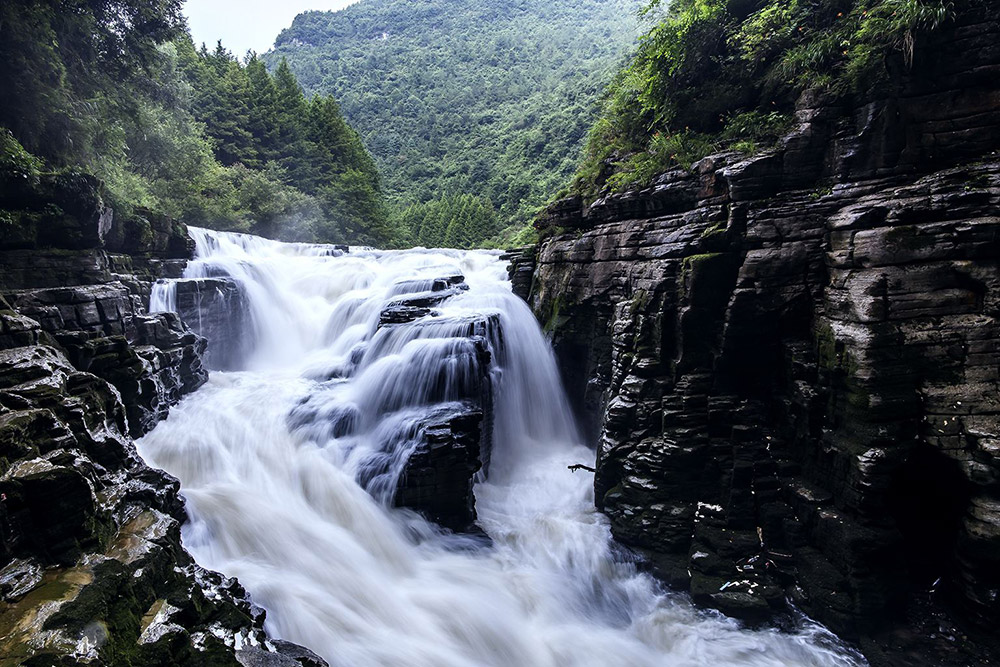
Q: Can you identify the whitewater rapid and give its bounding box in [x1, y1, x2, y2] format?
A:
[140, 229, 863, 667]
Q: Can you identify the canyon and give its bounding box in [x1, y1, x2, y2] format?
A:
[0, 5, 998, 666]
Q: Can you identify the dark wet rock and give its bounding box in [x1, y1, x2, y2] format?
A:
[0, 165, 312, 665]
[379, 304, 433, 326]
[1, 456, 104, 565]
[522, 10, 1000, 660]
[394, 408, 485, 531]
[2, 285, 208, 437]
[529, 161, 1000, 645]
[390, 274, 465, 296]
[0, 342, 316, 665]
[500, 247, 536, 302]
[291, 300, 498, 532]
[376, 273, 470, 327]
[0, 172, 193, 292]
[173, 277, 255, 371]
[237, 640, 329, 667]
[378, 288, 469, 328]
[0, 167, 206, 437]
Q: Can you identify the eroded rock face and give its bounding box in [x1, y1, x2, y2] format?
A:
[393, 408, 486, 531]
[520, 9, 1000, 659]
[0, 172, 194, 291]
[173, 278, 254, 371]
[500, 247, 536, 302]
[0, 171, 325, 665]
[0, 343, 324, 666]
[3, 284, 207, 438]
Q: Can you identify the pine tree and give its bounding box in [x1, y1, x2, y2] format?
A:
[188, 42, 256, 166]
[244, 54, 281, 163]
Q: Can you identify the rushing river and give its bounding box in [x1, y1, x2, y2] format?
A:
[140, 229, 862, 667]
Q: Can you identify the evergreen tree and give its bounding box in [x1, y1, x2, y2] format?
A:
[405, 194, 499, 248]
[193, 43, 256, 167]
[244, 54, 282, 163]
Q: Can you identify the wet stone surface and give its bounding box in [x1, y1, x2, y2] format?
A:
[520, 11, 1000, 663]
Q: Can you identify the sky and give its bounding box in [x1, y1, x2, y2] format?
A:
[183, 0, 360, 58]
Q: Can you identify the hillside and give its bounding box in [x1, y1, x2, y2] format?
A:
[0, 1, 388, 246]
[268, 0, 641, 246]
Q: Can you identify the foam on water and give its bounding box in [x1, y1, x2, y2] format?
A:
[139, 228, 864, 667]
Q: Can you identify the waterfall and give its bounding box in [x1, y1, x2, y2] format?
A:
[139, 228, 863, 667]
[149, 279, 176, 314]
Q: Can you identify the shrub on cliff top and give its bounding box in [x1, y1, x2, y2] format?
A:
[572, 0, 965, 196]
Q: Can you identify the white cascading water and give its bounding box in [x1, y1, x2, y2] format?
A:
[141, 228, 864, 667]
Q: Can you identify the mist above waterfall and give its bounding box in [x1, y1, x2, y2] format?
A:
[140, 229, 862, 667]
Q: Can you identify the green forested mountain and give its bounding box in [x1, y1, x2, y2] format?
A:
[0, 1, 389, 245]
[267, 0, 641, 246]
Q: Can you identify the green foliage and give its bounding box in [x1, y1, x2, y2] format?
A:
[0, 0, 185, 167]
[396, 194, 500, 249]
[0, 130, 44, 186]
[572, 0, 965, 196]
[606, 131, 717, 191]
[721, 111, 793, 142]
[173, 40, 389, 244]
[0, 2, 390, 246]
[268, 0, 642, 245]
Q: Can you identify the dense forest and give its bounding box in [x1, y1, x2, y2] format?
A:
[569, 0, 982, 196]
[397, 194, 500, 248]
[269, 0, 642, 246]
[0, 0, 390, 246]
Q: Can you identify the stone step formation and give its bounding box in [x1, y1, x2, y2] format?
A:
[0, 174, 327, 666]
[287, 283, 499, 532]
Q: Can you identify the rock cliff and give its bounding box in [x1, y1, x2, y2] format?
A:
[0, 174, 326, 665]
[516, 8, 1000, 665]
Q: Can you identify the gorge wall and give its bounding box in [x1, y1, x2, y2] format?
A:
[515, 8, 1000, 664]
[0, 174, 326, 666]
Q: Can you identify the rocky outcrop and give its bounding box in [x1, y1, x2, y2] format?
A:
[0, 171, 193, 292]
[1, 169, 207, 438]
[288, 275, 496, 531]
[379, 275, 470, 326]
[520, 9, 1000, 664]
[500, 247, 536, 302]
[0, 339, 324, 666]
[0, 172, 326, 665]
[381, 307, 496, 530]
[3, 285, 207, 437]
[393, 408, 486, 531]
[173, 278, 255, 372]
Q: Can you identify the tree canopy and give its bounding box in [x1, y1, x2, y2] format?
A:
[0, 1, 390, 245]
[268, 0, 641, 246]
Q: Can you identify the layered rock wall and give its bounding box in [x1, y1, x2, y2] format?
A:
[518, 8, 1000, 659]
[0, 174, 326, 665]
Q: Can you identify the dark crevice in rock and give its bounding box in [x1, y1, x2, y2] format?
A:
[886, 444, 971, 592]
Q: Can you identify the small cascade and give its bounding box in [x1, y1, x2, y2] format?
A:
[140, 228, 863, 667]
[149, 279, 177, 314]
